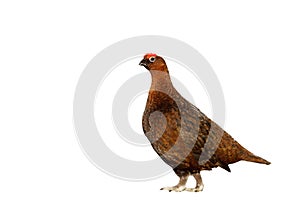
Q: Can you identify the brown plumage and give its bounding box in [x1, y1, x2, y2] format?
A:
[139, 53, 270, 192]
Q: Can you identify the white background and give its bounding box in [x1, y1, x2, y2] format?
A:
[1, 1, 299, 212]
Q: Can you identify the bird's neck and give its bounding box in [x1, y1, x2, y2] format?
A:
[149, 70, 173, 92]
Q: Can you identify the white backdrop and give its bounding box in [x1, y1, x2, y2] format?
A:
[1, 1, 299, 212]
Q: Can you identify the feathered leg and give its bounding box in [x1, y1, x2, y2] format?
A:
[185, 173, 204, 192]
[160, 174, 189, 192]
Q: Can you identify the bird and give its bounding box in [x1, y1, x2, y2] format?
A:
[139, 53, 270, 192]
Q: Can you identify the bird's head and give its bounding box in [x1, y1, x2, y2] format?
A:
[139, 53, 168, 72]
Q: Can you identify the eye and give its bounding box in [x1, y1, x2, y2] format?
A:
[149, 56, 156, 63]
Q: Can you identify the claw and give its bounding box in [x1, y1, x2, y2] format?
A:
[160, 186, 186, 192]
[185, 184, 204, 192]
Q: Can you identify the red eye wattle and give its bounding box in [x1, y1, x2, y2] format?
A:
[144, 53, 157, 59]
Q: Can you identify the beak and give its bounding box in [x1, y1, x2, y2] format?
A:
[139, 58, 149, 68]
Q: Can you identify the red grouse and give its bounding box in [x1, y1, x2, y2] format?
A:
[139, 53, 270, 192]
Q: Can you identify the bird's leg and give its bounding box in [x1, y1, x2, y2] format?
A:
[160, 174, 189, 192]
[185, 173, 204, 192]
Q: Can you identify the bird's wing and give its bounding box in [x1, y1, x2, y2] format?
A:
[181, 99, 233, 171]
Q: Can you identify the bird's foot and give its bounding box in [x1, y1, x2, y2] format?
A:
[160, 185, 186, 192]
[185, 184, 204, 192]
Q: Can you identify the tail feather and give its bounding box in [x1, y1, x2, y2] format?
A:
[241, 152, 271, 165]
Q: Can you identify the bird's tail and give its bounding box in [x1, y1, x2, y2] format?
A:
[241, 151, 271, 165]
